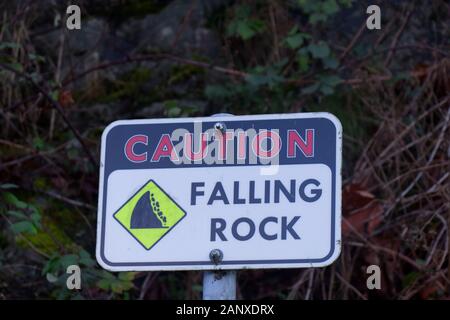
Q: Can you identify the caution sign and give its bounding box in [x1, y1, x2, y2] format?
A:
[96, 113, 342, 271]
[113, 180, 186, 250]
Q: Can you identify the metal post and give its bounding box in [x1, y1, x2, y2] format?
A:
[202, 114, 237, 300]
[203, 271, 236, 300]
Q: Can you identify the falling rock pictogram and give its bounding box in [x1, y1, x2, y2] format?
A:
[113, 180, 186, 250]
[130, 191, 166, 229]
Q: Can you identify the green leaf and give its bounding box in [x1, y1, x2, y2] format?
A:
[309, 13, 327, 24]
[97, 279, 111, 290]
[0, 42, 20, 50]
[164, 100, 182, 117]
[50, 90, 59, 101]
[71, 293, 85, 300]
[164, 100, 177, 109]
[11, 221, 37, 235]
[322, 0, 339, 15]
[0, 183, 18, 189]
[301, 82, 320, 94]
[6, 210, 27, 220]
[393, 71, 411, 81]
[42, 255, 61, 275]
[287, 26, 299, 35]
[6, 62, 23, 72]
[402, 271, 419, 287]
[28, 53, 45, 63]
[320, 75, 342, 87]
[316, 75, 342, 96]
[235, 4, 251, 19]
[226, 5, 265, 41]
[101, 270, 115, 280]
[284, 28, 305, 49]
[297, 54, 310, 72]
[118, 272, 136, 281]
[285, 34, 304, 49]
[59, 254, 79, 269]
[32, 137, 45, 151]
[3, 192, 28, 209]
[111, 282, 124, 293]
[205, 85, 230, 100]
[415, 259, 427, 266]
[167, 106, 181, 117]
[308, 41, 330, 58]
[340, 0, 354, 8]
[297, 0, 320, 13]
[246, 74, 268, 87]
[30, 213, 41, 225]
[79, 252, 96, 268]
[320, 84, 335, 95]
[246, 69, 284, 89]
[46, 272, 58, 283]
[323, 56, 339, 69]
[79, 249, 91, 259]
[236, 21, 255, 40]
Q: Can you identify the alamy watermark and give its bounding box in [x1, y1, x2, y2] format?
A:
[46, 264, 81, 290]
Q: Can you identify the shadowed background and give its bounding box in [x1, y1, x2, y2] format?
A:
[0, 0, 449, 299]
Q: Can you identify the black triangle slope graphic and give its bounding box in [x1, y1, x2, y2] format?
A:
[130, 191, 165, 229]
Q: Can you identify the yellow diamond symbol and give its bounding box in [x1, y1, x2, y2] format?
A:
[113, 180, 186, 250]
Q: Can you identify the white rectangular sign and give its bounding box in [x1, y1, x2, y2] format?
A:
[96, 113, 342, 271]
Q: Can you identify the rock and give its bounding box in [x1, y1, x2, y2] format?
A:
[82, 103, 129, 123]
[35, 18, 110, 56]
[134, 103, 166, 118]
[120, 0, 229, 59]
[134, 100, 207, 118]
[32, 0, 230, 100]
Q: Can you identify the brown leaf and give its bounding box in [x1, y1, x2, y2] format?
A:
[343, 183, 376, 212]
[342, 183, 384, 236]
[343, 202, 383, 236]
[420, 284, 439, 299]
[58, 90, 74, 108]
[412, 63, 429, 83]
[51, 176, 68, 190]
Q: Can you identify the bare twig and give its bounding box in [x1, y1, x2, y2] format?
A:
[41, 190, 96, 210]
[339, 21, 366, 61]
[384, 6, 414, 67]
[335, 272, 367, 300]
[0, 62, 99, 169]
[171, 0, 198, 50]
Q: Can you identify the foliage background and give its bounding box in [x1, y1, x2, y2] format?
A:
[0, 0, 449, 299]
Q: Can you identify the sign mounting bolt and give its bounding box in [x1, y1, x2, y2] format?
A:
[209, 249, 223, 265]
[214, 122, 226, 133]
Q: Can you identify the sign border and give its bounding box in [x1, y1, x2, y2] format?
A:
[96, 112, 342, 271]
